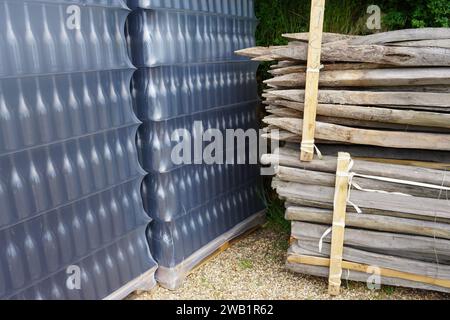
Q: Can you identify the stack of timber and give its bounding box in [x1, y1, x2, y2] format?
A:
[238, 28, 450, 293]
[262, 146, 450, 293]
[236, 28, 450, 156]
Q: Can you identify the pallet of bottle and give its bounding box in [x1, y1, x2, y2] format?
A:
[0, 0, 131, 78]
[128, 0, 255, 18]
[131, 61, 259, 121]
[137, 100, 259, 172]
[149, 179, 265, 289]
[126, 6, 256, 67]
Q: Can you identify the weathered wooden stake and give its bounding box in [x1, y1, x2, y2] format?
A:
[300, 0, 326, 161]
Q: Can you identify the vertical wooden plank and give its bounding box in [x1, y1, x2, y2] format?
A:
[300, 0, 326, 161]
[328, 152, 351, 296]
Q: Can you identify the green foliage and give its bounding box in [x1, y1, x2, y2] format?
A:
[378, 0, 449, 29]
[238, 259, 254, 269]
[255, 0, 449, 44]
[265, 190, 290, 235]
[382, 285, 396, 295]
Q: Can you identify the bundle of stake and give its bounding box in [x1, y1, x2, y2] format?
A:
[236, 28, 450, 156]
[241, 28, 450, 293]
[262, 145, 450, 293]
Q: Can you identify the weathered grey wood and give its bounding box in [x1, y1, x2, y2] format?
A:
[266, 106, 450, 132]
[282, 147, 450, 184]
[272, 44, 450, 66]
[270, 60, 297, 69]
[261, 130, 340, 144]
[285, 205, 450, 239]
[286, 261, 450, 293]
[268, 63, 393, 76]
[263, 117, 450, 151]
[388, 39, 450, 49]
[234, 45, 287, 59]
[291, 221, 450, 263]
[265, 89, 450, 107]
[300, 144, 450, 165]
[276, 166, 442, 198]
[268, 99, 450, 129]
[282, 32, 360, 43]
[265, 68, 450, 88]
[263, 147, 450, 187]
[346, 28, 450, 45]
[291, 239, 450, 280]
[276, 182, 450, 221]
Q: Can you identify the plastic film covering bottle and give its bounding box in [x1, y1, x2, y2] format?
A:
[0, 0, 157, 300]
[126, 0, 265, 290]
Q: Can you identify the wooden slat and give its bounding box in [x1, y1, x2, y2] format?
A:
[287, 254, 450, 289]
[263, 117, 450, 151]
[328, 152, 350, 295]
[285, 206, 450, 240]
[300, 0, 326, 161]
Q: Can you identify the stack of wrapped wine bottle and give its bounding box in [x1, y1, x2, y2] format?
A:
[0, 0, 157, 299]
[126, 0, 266, 289]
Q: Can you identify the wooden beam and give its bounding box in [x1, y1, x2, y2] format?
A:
[265, 89, 450, 108]
[265, 68, 450, 88]
[287, 254, 450, 289]
[272, 44, 450, 66]
[278, 182, 450, 222]
[286, 261, 450, 293]
[263, 117, 450, 151]
[291, 222, 450, 263]
[285, 206, 450, 240]
[269, 99, 450, 129]
[328, 152, 351, 295]
[263, 147, 450, 187]
[300, 0, 326, 161]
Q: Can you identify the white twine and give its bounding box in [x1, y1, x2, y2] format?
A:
[301, 140, 323, 159]
[306, 64, 324, 73]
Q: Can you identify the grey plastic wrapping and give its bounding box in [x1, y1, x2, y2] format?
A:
[127, 0, 255, 18]
[127, 8, 257, 67]
[155, 210, 266, 290]
[127, 0, 265, 289]
[0, 0, 156, 299]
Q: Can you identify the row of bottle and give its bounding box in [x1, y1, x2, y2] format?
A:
[137, 101, 258, 172]
[0, 69, 137, 155]
[126, 8, 256, 66]
[143, 162, 260, 221]
[0, 1, 130, 77]
[149, 180, 265, 267]
[6, 227, 157, 300]
[132, 61, 258, 121]
[129, 0, 255, 18]
[11, 0, 128, 8]
[0, 126, 143, 227]
[0, 178, 149, 297]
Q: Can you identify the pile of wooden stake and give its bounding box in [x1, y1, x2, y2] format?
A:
[237, 28, 450, 152]
[238, 28, 450, 294]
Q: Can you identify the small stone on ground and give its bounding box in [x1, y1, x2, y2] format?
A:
[130, 227, 450, 300]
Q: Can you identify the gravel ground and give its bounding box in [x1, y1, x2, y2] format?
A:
[130, 227, 450, 300]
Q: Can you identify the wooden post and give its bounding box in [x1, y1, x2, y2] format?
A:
[328, 152, 351, 296]
[300, 0, 325, 161]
